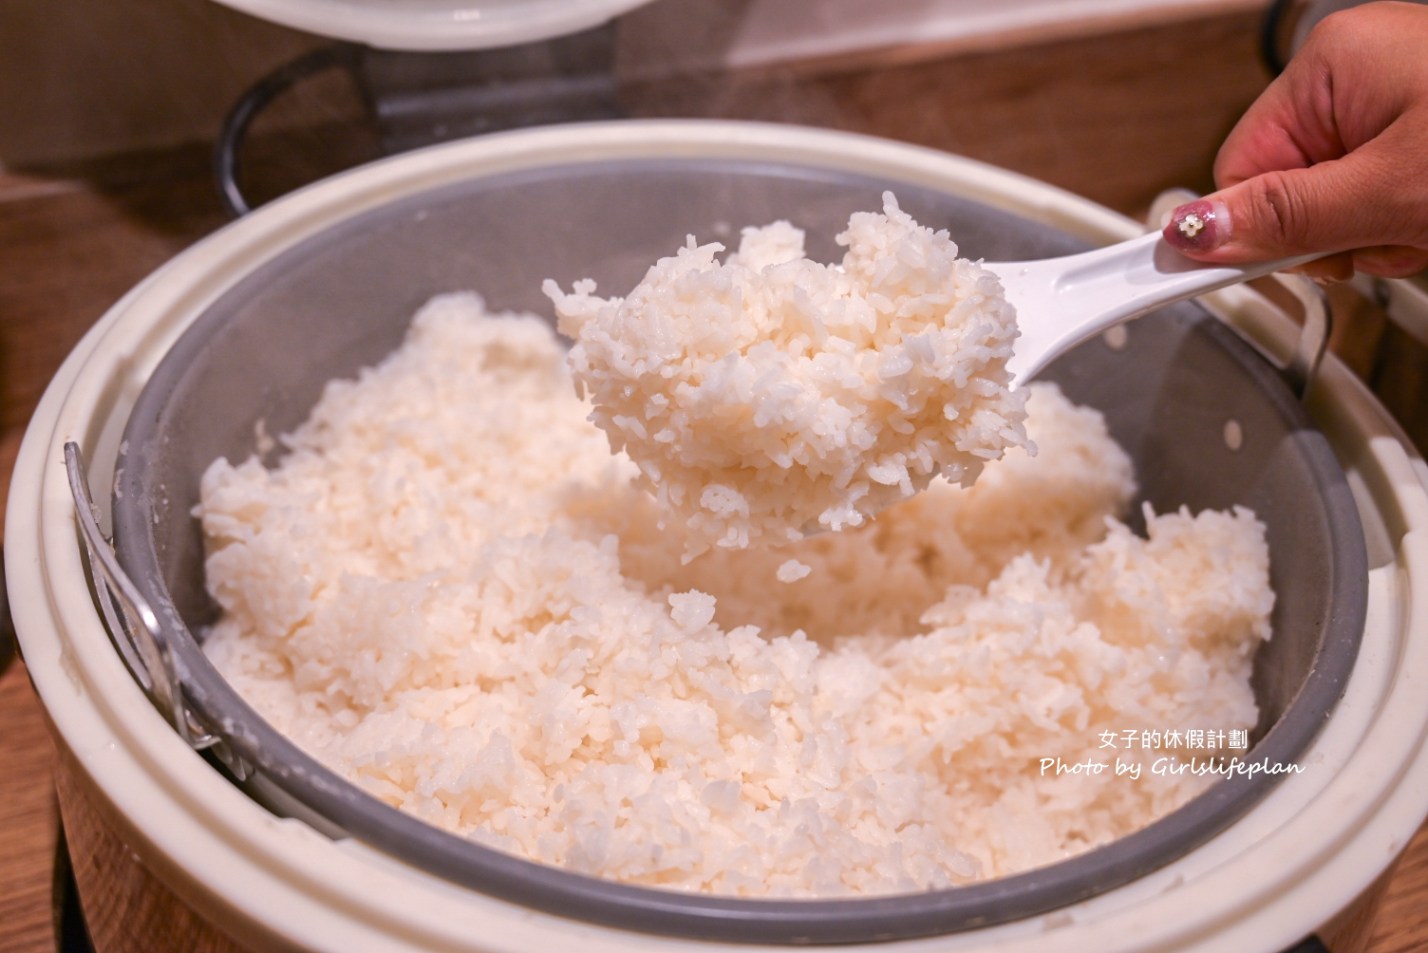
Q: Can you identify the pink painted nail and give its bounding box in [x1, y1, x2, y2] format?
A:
[1163, 199, 1231, 252]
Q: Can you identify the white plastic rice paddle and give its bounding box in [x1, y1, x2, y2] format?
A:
[989, 231, 1317, 385]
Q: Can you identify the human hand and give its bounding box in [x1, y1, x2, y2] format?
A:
[1162, 1, 1428, 280]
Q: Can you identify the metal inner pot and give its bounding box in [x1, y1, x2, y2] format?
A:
[110, 152, 1368, 944]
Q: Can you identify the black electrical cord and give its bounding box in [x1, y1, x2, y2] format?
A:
[0, 548, 14, 676]
[213, 43, 363, 218]
[1259, 0, 1298, 75]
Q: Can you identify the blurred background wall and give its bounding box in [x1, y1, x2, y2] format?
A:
[0, 0, 1260, 168]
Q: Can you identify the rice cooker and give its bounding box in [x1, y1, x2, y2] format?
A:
[7, 117, 1428, 953]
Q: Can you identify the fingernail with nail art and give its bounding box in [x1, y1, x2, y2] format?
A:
[1164, 200, 1230, 252]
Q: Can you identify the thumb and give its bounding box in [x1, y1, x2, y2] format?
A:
[1161, 141, 1412, 265]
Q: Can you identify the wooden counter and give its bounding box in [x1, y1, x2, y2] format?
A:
[3, 7, 1426, 950]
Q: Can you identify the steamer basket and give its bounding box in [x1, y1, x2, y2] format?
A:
[9, 121, 1428, 953]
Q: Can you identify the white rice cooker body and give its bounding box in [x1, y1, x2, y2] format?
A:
[8, 120, 1428, 953]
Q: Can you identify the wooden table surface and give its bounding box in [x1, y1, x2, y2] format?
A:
[3, 9, 1427, 950]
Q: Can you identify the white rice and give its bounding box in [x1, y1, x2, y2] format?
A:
[544, 193, 1027, 560]
[198, 292, 1274, 898]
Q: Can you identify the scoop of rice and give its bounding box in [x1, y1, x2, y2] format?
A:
[198, 293, 1274, 898]
[544, 193, 1027, 559]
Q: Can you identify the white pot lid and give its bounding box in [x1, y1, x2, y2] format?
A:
[208, 0, 658, 50]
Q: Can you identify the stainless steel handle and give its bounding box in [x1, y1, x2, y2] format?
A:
[65, 441, 221, 752]
[1273, 273, 1331, 401]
